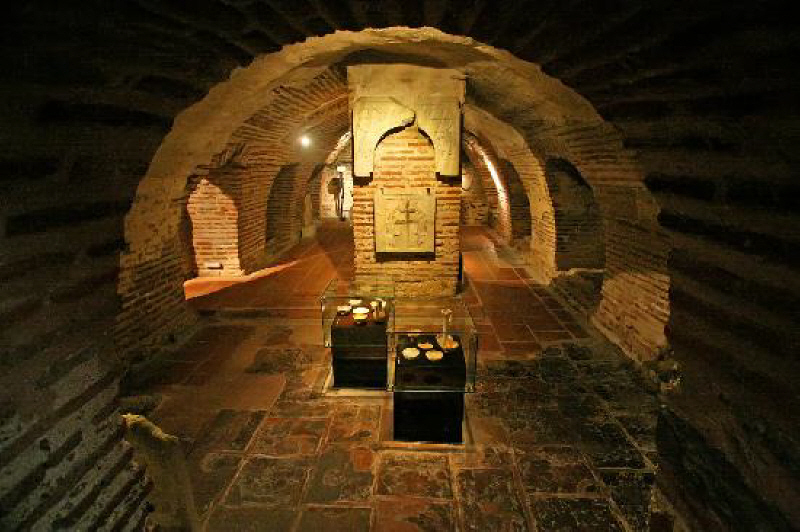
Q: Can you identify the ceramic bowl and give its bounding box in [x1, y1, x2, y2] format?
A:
[425, 350, 443, 361]
[417, 342, 434, 350]
[401, 347, 420, 360]
[352, 306, 370, 314]
[348, 299, 363, 306]
[336, 305, 352, 314]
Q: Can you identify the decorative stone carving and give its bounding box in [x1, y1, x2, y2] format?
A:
[349, 65, 465, 178]
[417, 97, 461, 176]
[352, 97, 415, 177]
[374, 188, 436, 253]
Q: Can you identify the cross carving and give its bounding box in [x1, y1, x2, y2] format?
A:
[393, 199, 420, 244]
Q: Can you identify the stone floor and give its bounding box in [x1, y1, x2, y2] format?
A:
[144, 222, 660, 531]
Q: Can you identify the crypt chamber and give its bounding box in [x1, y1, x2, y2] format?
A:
[1, 2, 798, 531]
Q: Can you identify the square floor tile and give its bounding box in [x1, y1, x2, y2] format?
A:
[530, 497, 625, 531]
[225, 456, 311, 507]
[515, 446, 603, 496]
[191, 409, 266, 456]
[250, 417, 329, 456]
[374, 497, 455, 532]
[492, 320, 536, 342]
[305, 444, 375, 503]
[188, 452, 243, 515]
[377, 452, 453, 499]
[296, 506, 371, 532]
[455, 468, 528, 532]
[327, 404, 381, 443]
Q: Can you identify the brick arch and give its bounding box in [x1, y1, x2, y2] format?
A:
[185, 172, 243, 276]
[121, 31, 668, 367]
[6, 7, 797, 531]
[265, 164, 298, 253]
[544, 158, 604, 271]
[500, 159, 532, 247]
[120, 30, 612, 358]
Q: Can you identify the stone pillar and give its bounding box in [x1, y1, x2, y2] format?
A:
[348, 65, 465, 296]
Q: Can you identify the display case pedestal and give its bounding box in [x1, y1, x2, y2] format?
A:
[331, 314, 388, 389]
[393, 391, 463, 443]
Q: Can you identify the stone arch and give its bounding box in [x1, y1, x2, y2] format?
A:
[460, 159, 489, 226]
[544, 157, 604, 271]
[185, 172, 243, 276]
[500, 159, 533, 250]
[265, 164, 299, 256]
[119, 28, 665, 366]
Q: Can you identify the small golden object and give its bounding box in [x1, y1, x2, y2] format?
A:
[402, 347, 420, 360]
[425, 350, 443, 361]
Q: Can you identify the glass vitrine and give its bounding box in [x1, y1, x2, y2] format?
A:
[319, 278, 394, 388]
[320, 278, 395, 348]
[388, 296, 478, 393]
[388, 296, 478, 443]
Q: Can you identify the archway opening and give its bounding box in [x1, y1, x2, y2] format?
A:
[545, 157, 605, 315]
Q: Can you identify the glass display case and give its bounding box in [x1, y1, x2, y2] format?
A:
[388, 297, 478, 393]
[388, 297, 478, 443]
[319, 278, 394, 388]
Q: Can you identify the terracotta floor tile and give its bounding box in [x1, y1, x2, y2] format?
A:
[524, 314, 564, 331]
[296, 506, 371, 532]
[327, 404, 381, 443]
[530, 498, 625, 531]
[191, 409, 266, 456]
[304, 444, 375, 503]
[250, 418, 329, 456]
[374, 497, 455, 532]
[376, 452, 453, 499]
[455, 468, 528, 532]
[479, 333, 502, 352]
[492, 320, 536, 342]
[225, 456, 311, 507]
[515, 446, 603, 496]
[501, 341, 542, 356]
[188, 452, 243, 516]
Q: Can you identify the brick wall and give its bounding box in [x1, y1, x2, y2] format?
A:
[460, 161, 489, 225]
[3, 10, 797, 530]
[463, 136, 511, 243]
[501, 159, 532, 245]
[521, 123, 670, 362]
[352, 126, 461, 297]
[187, 172, 243, 276]
[544, 158, 604, 270]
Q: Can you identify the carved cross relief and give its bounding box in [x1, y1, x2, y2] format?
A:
[374, 188, 436, 253]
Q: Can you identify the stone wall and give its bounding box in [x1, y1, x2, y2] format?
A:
[352, 126, 461, 296]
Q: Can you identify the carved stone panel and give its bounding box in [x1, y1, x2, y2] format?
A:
[352, 97, 415, 178]
[374, 188, 436, 253]
[417, 97, 461, 177]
